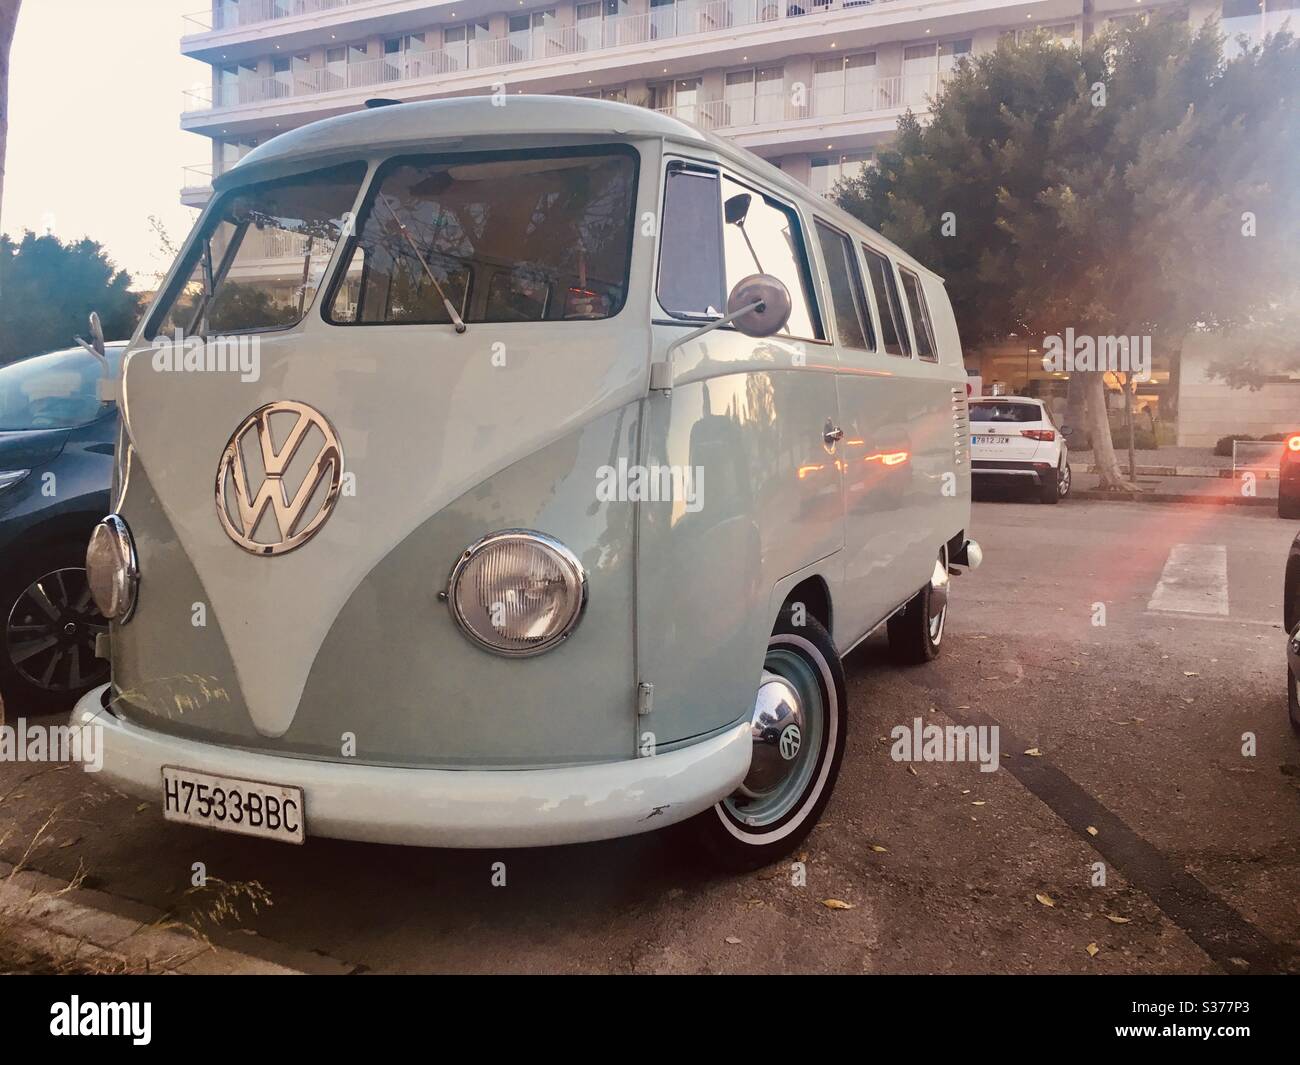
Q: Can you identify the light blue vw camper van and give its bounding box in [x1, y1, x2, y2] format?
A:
[79, 96, 979, 870]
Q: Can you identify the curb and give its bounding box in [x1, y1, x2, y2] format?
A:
[1072, 489, 1275, 508]
[0, 861, 356, 975]
[1084, 464, 1277, 479]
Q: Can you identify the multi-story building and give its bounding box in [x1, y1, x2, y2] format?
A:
[174, 0, 1296, 441]
[178, 0, 1288, 206]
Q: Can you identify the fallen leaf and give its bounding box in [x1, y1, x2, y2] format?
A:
[822, 899, 855, 910]
[1086, 942, 1100, 957]
[971, 800, 986, 807]
[1036, 893, 1056, 908]
[58, 837, 80, 849]
[870, 845, 888, 853]
[724, 936, 742, 945]
[135, 803, 149, 813]
[1024, 748, 1042, 757]
[961, 789, 971, 795]
[1086, 826, 1099, 837]
[1103, 913, 1131, 925]
[1183, 671, 1199, 677]
[907, 765, 918, 777]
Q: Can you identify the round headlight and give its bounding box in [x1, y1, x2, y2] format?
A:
[86, 514, 139, 622]
[447, 530, 587, 657]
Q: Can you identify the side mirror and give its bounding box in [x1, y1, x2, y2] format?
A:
[726, 274, 792, 339]
[724, 192, 752, 227]
[88, 312, 106, 356]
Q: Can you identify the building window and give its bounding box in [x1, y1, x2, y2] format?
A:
[1222, 0, 1296, 58]
[811, 52, 877, 117]
[508, 10, 557, 61]
[809, 152, 873, 197]
[902, 38, 970, 108]
[650, 78, 702, 122]
[723, 66, 784, 125]
[444, 19, 492, 69]
[576, 0, 632, 51]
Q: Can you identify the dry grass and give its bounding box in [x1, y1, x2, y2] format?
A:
[0, 791, 272, 974]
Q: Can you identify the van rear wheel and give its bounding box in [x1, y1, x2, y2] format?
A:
[684, 607, 847, 872]
[887, 547, 949, 665]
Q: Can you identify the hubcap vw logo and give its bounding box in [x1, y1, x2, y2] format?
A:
[215, 401, 344, 556]
[779, 724, 802, 761]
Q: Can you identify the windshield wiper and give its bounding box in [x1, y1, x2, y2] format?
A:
[379, 194, 467, 334]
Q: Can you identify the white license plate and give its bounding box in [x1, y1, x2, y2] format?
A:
[973, 435, 1008, 445]
[162, 766, 305, 844]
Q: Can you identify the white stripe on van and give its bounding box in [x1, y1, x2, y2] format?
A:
[1146, 544, 1229, 616]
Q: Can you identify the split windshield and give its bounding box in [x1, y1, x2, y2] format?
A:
[326, 147, 638, 325]
[147, 162, 366, 338]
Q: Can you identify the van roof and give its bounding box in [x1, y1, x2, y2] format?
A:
[221, 95, 936, 281]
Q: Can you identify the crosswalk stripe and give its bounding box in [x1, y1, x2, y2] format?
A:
[1146, 544, 1229, 616]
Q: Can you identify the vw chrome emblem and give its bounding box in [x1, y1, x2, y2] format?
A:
[779, 724, 802, 762]
[215, 401, 344, 556]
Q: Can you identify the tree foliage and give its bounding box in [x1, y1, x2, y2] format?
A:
[0, 231, 142, 363]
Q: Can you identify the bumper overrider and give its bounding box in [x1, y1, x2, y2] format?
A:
[75, 685, 752, 848]
[971, 459, 1056, 486]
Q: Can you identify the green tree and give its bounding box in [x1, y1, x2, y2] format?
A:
[836, 19, 1300, 489]
[0, 232, 142, 363]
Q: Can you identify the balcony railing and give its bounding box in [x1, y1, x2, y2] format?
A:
[184, 0, 369, 34]
[653, 72, 950, 129]
[183, 0, 895, 112]
[182, 163, 215, 188]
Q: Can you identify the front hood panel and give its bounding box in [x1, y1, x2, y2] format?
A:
[0, 428, 71, 469]
[114, 323, 643, 764]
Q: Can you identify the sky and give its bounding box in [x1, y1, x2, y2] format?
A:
[1, 0, 210, 291]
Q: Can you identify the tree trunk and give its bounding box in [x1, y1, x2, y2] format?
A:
[1065, 372, 1089, 449]
[1122, 373, 1136, 480]
[1084, 371, 1139, 491]
[0, 0, 20, 220]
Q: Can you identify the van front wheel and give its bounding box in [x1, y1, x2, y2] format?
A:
[685, 608, 847, 872]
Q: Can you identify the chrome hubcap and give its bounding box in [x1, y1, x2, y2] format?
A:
[725, 649, 825, 829]
[6, 568, 109, 693]
[1060, 464, 1071, 496]
[737, 671, 806, 798]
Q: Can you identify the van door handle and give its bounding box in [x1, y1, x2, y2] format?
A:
[823, 423, 844, 447]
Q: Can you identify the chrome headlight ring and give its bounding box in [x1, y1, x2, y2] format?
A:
[445, 530, 588, 658]
[86, 514, 140, 623]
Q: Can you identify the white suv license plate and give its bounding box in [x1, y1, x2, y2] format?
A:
[162, 766, 306, 844]
[973, 435, 1008, 445]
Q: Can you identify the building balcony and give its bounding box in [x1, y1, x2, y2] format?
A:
[184, 0, 375, 33]
[180, 0, 1046, 133]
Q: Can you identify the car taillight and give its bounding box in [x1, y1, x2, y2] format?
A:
[1021, 429, 1056, 442]
[1287, 433, 1300, 453]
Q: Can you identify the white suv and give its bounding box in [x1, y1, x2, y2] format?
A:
[969, 397, 1072, 504]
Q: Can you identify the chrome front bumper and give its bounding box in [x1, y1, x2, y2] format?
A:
[76, 685, 752, 848]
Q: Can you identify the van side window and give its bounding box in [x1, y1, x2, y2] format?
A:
[814, 221, 873, 351]
[861, 245, 911, 357]
[898, 266, 938, 362]
[721, 175, 824, 341]
[658, 164, 726, 319]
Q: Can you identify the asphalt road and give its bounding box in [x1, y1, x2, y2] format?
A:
[2, 498, 1297, 974]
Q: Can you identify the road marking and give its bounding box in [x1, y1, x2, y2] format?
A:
[1144, 611, 1279, 630]
[1146, 544, 1229, 616]
[941, 705, 1290, 974]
